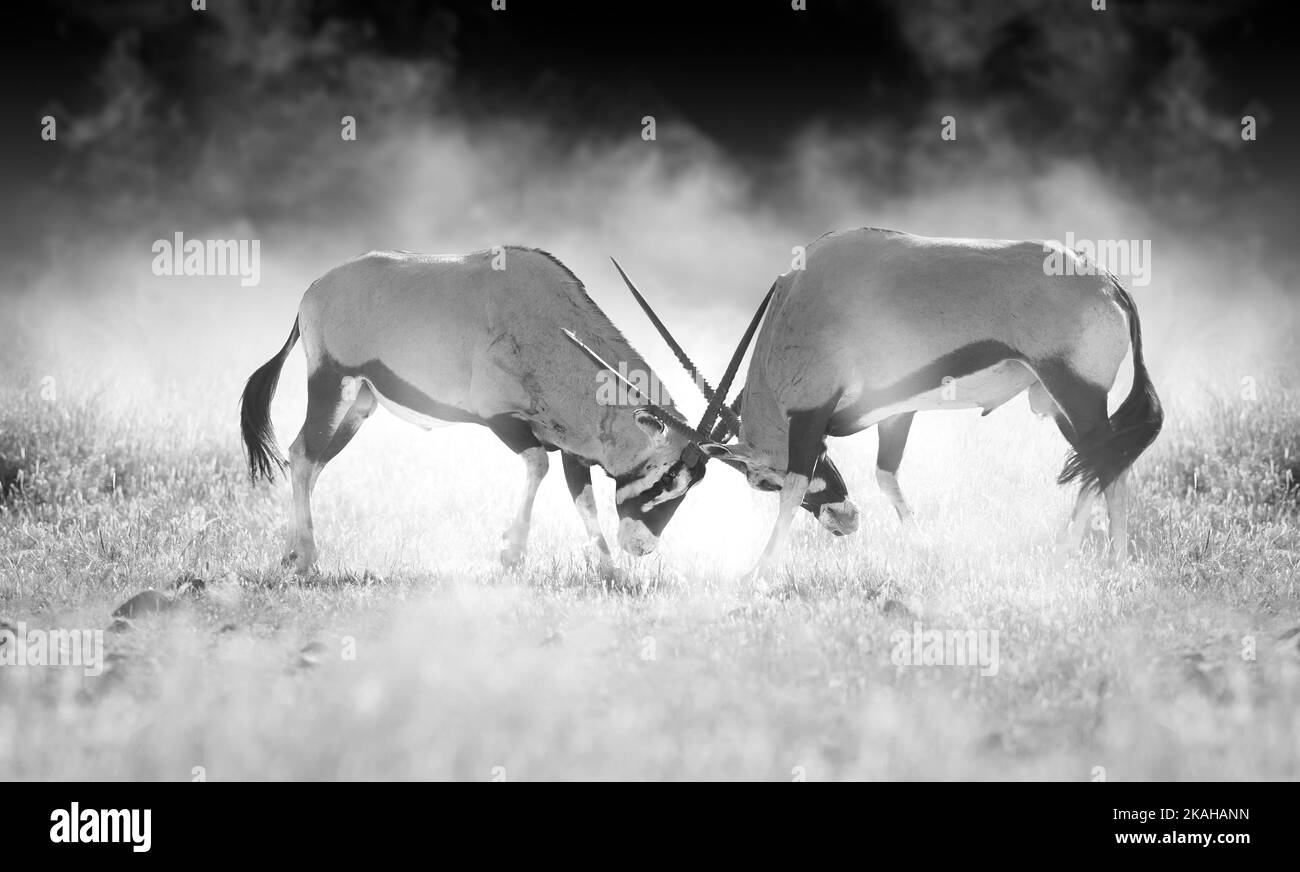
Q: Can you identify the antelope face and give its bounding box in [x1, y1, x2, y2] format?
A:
[701, 442, 860, 536]
[803, 454, 860, 536]
[614, 411, 708, 556]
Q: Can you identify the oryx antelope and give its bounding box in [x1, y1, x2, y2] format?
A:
[616, 227, 1163, 573]
[239, 247, 753, 573]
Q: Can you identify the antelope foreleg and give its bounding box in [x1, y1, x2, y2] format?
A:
[748, 472, 812, 583]
[500, 446, 549, 568]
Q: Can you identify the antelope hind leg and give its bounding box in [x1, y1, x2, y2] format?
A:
[284, 374, 375, 573]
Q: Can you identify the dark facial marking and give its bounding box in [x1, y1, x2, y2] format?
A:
[801, 452, 849, 515]
[631, 491, 689, 536]
[613, 455, 706, 535]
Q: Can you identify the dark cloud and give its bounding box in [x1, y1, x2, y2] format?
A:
[0, 0, 1294, 392]
[8, 1, 1287, 237]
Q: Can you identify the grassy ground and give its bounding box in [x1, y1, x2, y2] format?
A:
[1, 356, 1298, 781]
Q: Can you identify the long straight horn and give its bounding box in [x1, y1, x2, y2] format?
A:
[561, 329, 703, 441]
[610, 257, 742, 436]
[697, 280, 777, 437]
[611, 258, 718, 398]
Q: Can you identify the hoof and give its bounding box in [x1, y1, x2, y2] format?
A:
[498, 525, 529, 569]
[596, 562, 633, 590]
[280, 549, 316, 575]
[817, 499, 860, 537]
[584, 539, 614, 569]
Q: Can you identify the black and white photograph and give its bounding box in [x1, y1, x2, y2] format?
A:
[0, 0, 1295, 819]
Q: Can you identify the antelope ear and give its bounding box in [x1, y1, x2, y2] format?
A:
[701, 441, 763, 469]
[633, 409, 668, 441]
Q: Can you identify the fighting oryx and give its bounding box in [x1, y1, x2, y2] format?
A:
[239, 247, 760, 573]
[615, 227, 1163, 574]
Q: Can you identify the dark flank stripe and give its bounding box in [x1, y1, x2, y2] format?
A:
[310, 352, 485, 429]
[803, 453, 848, 509]
[827, 340, 1022, 437]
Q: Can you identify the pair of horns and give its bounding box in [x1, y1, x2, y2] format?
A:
[563, 260, 774, 449]
[562, 329, 705, 443]
[609, 259, 746, 438]
[612, 258, 773, 444]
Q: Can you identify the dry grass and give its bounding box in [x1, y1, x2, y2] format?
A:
[1, 357, 1299, 781]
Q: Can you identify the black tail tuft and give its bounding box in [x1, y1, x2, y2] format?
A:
[1057, 277, 1163, 491]
[240, 318, 300, 481]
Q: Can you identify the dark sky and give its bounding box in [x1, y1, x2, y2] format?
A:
[4, 1, 1293, 152]
[1, 0, 1296, 279]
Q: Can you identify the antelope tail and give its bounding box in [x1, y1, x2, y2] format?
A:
[240, 317, 300, 481]
[1058, 278, 1163, 491]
